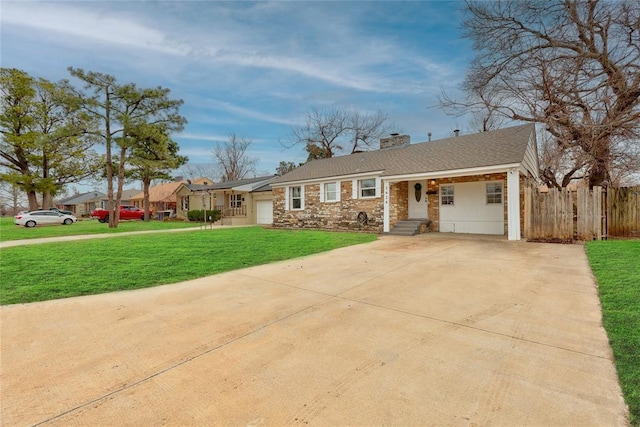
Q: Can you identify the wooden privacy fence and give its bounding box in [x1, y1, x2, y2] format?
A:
[577, 187, 603, 240]
[608, 186, 640, 238]
[525, 185, 639, 241]
[524, 186, 604, 241]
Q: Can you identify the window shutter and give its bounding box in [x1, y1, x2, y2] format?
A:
[336, 181, 341, 202]
[319, 183, 325, 203]
[352, 179, 358, 199]
[284, 187, 290, 210]
[375, 178, 381, 197]
[300, 185, 305, 209]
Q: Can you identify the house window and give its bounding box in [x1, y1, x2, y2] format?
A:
[324, 182, 338, 202]
[289, 186, 303, 209]
[229, 194, 242, 208]
[359, 178, 377, 198]
[440, 185, 454, 205]
[181, 196, 189, 211]
[486, 183, 503, 204]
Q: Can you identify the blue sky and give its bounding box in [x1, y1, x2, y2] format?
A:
[2, 1, 475, 182]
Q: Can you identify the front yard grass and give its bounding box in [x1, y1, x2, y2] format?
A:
[0, 227, 377, 305]
[586, 240, 640, 426]
[0, 216, 200, 242]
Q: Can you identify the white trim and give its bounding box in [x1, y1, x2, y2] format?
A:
[272, 170, 385, 188]
[288, 184, 305, 210]
[383, 180, 390, 232]
[383, 163, 522, 183]
[321, 181, 340, 203]
[352, 179, 358, 199]
[357, 177, 378, 199]
[485, 182, 503, 205]
[507, 168, 521, 240]
[284, 187, 290, 211]
[440, 184, 455, 206]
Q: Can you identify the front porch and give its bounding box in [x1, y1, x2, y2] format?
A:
[215, 204, 252, 226]
[383, 168, 523, 240]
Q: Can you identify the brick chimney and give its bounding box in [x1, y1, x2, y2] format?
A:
[380, 133, 410, 149]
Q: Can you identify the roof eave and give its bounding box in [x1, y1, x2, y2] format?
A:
[383, 163, 523, 182]
[272, 170, 385, 187]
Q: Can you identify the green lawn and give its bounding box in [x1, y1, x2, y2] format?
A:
[0, 227, 377, 305]
[586, 240, 640, 426]
[0, 216, 202, 242]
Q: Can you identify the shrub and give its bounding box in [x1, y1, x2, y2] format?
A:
[187, 209, 221, 222]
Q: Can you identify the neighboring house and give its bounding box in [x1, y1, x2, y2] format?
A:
[174, 175, 276, 225]
[97, 189, 145, 210]
[56, 191, 106, 217]
[271, 124, 539, 240]
[130, 177, 212, 217]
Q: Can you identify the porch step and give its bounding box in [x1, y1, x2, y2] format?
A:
[388, 219, 430, 236]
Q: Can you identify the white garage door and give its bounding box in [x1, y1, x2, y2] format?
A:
[256, 200, 273, 224]
[439, 181, 504, 234]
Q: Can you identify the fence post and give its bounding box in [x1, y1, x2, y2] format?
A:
[593, 186, 602, 240]
[524, 186, 532, 239]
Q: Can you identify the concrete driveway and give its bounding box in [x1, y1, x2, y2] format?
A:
[1, 234, 628, 426]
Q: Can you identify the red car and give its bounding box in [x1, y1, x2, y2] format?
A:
[91, 205, 152, 223]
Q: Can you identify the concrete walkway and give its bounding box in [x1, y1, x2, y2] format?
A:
[0, 234, 628, 426]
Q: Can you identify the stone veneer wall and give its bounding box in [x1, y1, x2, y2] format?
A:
[388, 181, 408, 230]
[272, 181, 385, 232]
[273, 172, 532, 234]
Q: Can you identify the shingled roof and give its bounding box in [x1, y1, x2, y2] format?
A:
[272, 124, 536, 184]
[182, 175, 276, 192]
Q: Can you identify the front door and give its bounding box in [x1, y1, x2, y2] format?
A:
[408, 180, 428, 219]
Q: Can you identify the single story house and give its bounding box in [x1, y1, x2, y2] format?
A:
[174, 175, 276, 225]
[130, 177, 212, 217]
[56, 191, 106, 217]
[97, 189, 143, 210]
[270, 124, 539, 240]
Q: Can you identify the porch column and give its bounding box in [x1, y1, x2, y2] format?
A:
[383, 180, 390, 233]
[507, 168, 521, 240]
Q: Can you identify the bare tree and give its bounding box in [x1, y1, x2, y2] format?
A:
[179, 163, 218, 182]
[0, 173, 28, 214]
[213, 132, 258, 181]
[348, 110, 394, 152]
[538, 131, 590, 189]
[285, 107, 393, 160]
[444, 0, 640, 187]
[440, 85, 508, 132]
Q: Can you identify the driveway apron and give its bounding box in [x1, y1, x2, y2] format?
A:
[0, 234, 628, 426]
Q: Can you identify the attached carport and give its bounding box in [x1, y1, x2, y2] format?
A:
[0, 235, 627, 426]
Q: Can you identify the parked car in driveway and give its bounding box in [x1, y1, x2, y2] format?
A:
[90, 205, 152, 223]
[14, 210, 77, 227]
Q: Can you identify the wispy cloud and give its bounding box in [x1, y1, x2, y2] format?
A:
[208, 101, 295, 126]
[179, 133, 229, 142]
[2, 2, 187, 56]
[3, 1, 449, 95]
[2, 0, 473, 180]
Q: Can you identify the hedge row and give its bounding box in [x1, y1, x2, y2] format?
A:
[187, 209, 222, 222]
